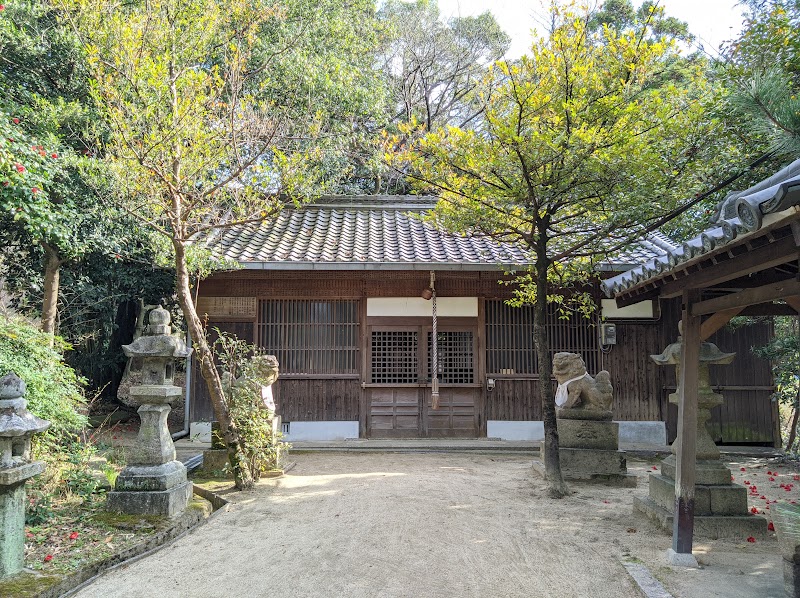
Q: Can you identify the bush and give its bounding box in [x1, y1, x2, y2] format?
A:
[0, 313, 87, 445]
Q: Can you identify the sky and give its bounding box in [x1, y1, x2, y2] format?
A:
[435, 0, 749, 58]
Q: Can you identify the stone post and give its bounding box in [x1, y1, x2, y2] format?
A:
[107, 307, 193, 516]
[0, 373, 50, 578]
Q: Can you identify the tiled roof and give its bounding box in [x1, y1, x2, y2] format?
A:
[602, 159, 800, 297]
[207, 195, 678, 271]
[207, 196, 529, 270]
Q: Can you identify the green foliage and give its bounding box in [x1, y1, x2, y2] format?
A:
[214, 331, 287, 480]
[393, 2, 716, 306]
[752, 316, 800, 409]
[723, 0, 800, 158]
[0, 313, 86, 441]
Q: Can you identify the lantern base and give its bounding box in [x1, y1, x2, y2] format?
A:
[108, 461, 191, 517]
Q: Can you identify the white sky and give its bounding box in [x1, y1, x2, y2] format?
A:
[436, 0, 748, 58]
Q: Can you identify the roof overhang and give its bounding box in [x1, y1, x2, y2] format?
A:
[239, 261, 530, 271]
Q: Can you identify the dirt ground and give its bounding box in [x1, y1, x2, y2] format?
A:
[71, 452, 784, 598]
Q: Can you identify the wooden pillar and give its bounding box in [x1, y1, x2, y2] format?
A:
[673, 288, 701, 554]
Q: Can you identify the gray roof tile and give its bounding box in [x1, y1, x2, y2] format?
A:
[603, 159, 800, 297]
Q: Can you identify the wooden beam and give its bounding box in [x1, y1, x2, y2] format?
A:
[741, 302, 800, 316]
[691, 279, 800, 316]
[700, 308, 743, 341]
[786, 296, 800, 314]
[659, 234, 799, 299]
[673, 289, 701, 555]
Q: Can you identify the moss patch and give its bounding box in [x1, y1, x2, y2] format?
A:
[0, 571, 61, 598]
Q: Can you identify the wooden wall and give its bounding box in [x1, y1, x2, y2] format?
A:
[190, 271, 778, 445]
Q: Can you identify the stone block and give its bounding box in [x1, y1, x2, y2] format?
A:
[202, 449, 229, 472]
[0, 461, 43, 487]
[634, 495, 768, 539]
[107, 480, 192, 517]
[0, 484, 25, 577]
[559, 447, 626, 475]
[128, 384, 182, 405]
[557, 419, 619, 450]
[114, 460, 187, 492]
[646, 473, 747, 516]
[660, 455, 733, 485]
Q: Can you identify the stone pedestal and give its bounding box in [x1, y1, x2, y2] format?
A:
[107, 307, 191, 517]
[533, 418, 636, 486]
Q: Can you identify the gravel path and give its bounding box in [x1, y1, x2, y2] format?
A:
[73, 453, 643, 598]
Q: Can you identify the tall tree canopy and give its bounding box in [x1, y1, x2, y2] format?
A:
[394, 2, 718, 496]
[65, 0, 391, 488]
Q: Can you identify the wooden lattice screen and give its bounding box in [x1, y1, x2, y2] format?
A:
[428, 331, 474, 383]
[486, 300, 600, 375]
[257, 300, 359, 374]
[370, 331, 418, 383]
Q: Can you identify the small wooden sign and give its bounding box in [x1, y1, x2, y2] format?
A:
[196, 296, 257, 320]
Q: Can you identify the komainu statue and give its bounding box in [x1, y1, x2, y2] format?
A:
[552, 352, 613, 420]
[221, 354, 280, 413]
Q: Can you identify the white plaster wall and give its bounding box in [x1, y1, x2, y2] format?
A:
[367, 297, 478, 317]
[487, 421, 545, 441]
[488, 420, 667, 446]
[282, 421, 359, 441]
[601, 299, 655, 319]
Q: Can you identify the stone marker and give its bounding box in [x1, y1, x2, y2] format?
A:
[0, 373, 50, 578]
[634, 329, 767, 538]
[533, 352, 635, 486]
[772, 502, 800, 597]
[107, 306, 193, 516]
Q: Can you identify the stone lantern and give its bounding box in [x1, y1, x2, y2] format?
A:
[0, 372, 50, 578]
[107, 306, 193, 517]
[633, 323, 766, 538]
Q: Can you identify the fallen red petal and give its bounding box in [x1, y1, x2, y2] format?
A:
[747, 537, 756, 543]
[768, 522, 775, 531]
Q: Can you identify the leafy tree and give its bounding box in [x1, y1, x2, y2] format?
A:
[0, 0, 114, 343]
[753, 316, 800, 450]
[368, 0, 509, 194]
[65, 0, 385, 488]
[587, 0, 692, 41]
[393, 3, 718, 496]
[723, 0, 800, 158]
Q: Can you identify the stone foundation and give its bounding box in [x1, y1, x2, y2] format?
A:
[107, 461, 191, 517]
[635, 456, 767, 539]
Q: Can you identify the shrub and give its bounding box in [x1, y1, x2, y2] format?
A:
[0, 313, 87, 446]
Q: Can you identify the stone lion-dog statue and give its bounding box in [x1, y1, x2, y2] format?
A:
[221, 354, 280, 413]
[552, 352, 613, 420]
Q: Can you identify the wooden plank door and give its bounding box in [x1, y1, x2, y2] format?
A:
[367, 327, 422, 438]
[422, 328, 480, 438]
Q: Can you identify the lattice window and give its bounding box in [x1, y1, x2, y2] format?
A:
[257, 300, 359, 374]
[428, 331, 474, 384]
[486, 300, 600, 375]
[371, 331, 418, 383]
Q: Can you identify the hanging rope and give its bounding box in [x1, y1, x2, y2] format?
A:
[430, 271, 440, 410]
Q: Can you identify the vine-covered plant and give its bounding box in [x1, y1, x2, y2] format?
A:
[213, 330, 287, 481]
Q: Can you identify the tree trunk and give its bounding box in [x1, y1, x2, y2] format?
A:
[787, 400, 800, 453]
[40, 242, 62, 345]
[173, 240, 254, 490]
[533, 249, 568, 498]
